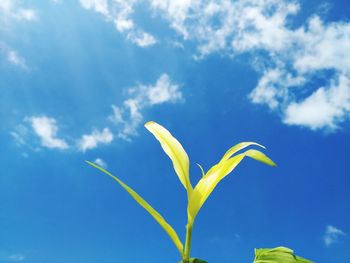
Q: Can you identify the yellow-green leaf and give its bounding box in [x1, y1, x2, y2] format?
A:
[188, 154, 245, 223]
[206, 142, 265, 176]
[245, 149, 277, 167]
[253, 246, 314, 263]
[219, 142, 265, 164]
[188, 147, 276, 224]
[86, 161, 184, 255]
[145, 121, 193, 195]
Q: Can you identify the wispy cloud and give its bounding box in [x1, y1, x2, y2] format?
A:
[0, 252, 26, 263]
[51, 0, 63, 5]
[109, 73, 183, 140]
[11, 124, 28, 146]
[26, 116, 69, 150]
[79, 0, 157, 47]
[324, 225, 346, 246]
[7, 49, 28, 70]
[78, 128, 113, 152]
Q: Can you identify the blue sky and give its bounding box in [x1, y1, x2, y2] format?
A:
[1, 0, 350, 262]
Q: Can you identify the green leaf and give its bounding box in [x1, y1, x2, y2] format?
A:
[253, 247, 314, 263]
[86, 161, 184, 255]
[145, 121, 193, 195]
[245, 149, 277, 167]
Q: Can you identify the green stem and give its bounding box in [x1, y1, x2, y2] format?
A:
[183, 223, 193, 263]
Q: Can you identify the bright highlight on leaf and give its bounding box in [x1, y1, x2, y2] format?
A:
[87, 121, 283, 262]
[253, 247, 314, 263]
[145, 121, 193, 196]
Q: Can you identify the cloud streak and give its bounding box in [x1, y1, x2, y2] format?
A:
[0, 42, 28, 70]
[0, 1, 36, 70]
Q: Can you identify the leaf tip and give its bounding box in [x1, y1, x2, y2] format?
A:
[145, 121, 155, 128]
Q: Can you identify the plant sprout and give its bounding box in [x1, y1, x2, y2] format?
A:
[86, 121, 281, 262]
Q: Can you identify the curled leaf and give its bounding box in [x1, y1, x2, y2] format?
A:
[196, 163, 205, 177]
[219, 142, 266, 164]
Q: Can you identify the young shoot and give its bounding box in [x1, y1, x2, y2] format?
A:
[87, 121, 278, 262]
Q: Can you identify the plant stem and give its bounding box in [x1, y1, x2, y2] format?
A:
[183, 223, 193, 263]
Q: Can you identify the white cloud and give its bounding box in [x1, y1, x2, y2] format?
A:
[248, 13, 350, 130]
[13, 116, 114, 152]
[284, 75, 350, 130]
[109, 73, 182, 139]
[145, 73, 183, 105]
[292, 16, 350, 74]
[12, 74, 181, 151]
[79, 0, 157, 47]
[15, 8, 36, 21]
[249, 68, 306, 109]
[148, 0, 300, 56]
[80, 0, 349, 131]
[94, 158, 108, 168]
[79, 0, 109, 16]
[184, 1, 348, 131]
[0, 0, 37, 21]
[78, 128, 114, 152]
[128, 31, 157, 47]
[27, 116, 69, 150]
[324, 225, 346, 247]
